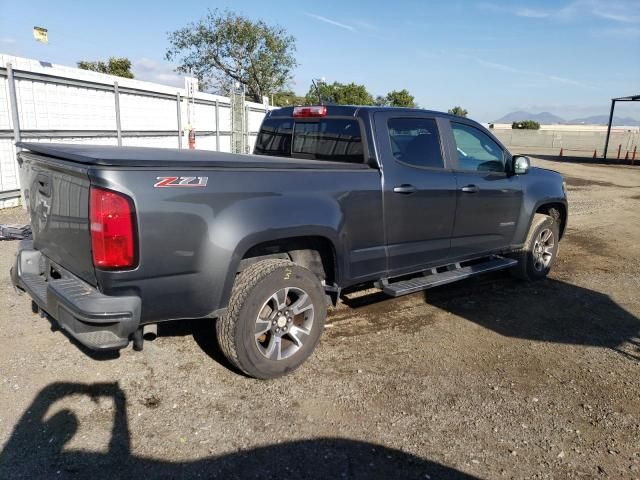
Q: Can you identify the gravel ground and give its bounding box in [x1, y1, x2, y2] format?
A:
[0, 157, 639, 479]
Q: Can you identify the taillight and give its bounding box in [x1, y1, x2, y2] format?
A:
[89, 187, 136, 269]
[293, 105, 327, 117]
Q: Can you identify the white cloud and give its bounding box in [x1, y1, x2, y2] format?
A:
[547, 75, 585, 87]
[476, 59, 523, 74]
[132, 58, 184, 87]
[0, 37, 16, 44]
[305, 13, 356, 32]
[353, 19, 376, 30]
[478, 3, 551, 18]
[480, 0, 640, 23]
[476, 59, 586, 87]
[590, 1, 640, 23]
[515, 8, 550, 18]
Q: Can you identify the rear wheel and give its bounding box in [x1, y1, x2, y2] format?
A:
[510, 213, 559, 281]
[216, 259, 326, 379]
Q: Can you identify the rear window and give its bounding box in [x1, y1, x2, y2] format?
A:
[254, 117, 365, 163]
[253, 118, 293, 157]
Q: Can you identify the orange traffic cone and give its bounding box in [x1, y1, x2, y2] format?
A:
[593, 149, 597, 159]
[559, 148, 563, 157]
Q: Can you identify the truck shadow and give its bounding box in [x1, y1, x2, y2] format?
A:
[0, 382, 478, 480]
[342, 273, 640, 362]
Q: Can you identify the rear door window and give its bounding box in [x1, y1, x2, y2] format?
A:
[387, 118, 444, 169]
[254, 117, 365, 163]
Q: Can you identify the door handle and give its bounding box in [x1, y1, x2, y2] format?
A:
[460, 184, 479, 193]
[393, 183, 418, 195]
[393, 184, 417, 194]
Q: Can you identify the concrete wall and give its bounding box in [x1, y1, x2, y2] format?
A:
[492, 128, 639, 158]
[491, 123, 639, 132]
[0, 54, 269, 208]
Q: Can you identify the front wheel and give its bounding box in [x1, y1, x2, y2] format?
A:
[510, 213, 560, 281]
[216, 259, 326, 379]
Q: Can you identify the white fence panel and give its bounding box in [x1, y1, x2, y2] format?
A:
[218, 105, 232, 132]
[0, 54, 270, 207]
[0, 77, 12, 129]
[119, 93, 177, 131]
[0, 139, 18, 194]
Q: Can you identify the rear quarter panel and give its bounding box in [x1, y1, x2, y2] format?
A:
[90, 166, 383, 322]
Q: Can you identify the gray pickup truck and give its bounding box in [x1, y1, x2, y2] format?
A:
[11, 105, 567, 378]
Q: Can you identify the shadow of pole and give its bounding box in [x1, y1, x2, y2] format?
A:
[0, 382, 478, 479]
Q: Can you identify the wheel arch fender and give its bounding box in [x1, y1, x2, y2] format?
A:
[209, 195, 346, 311]
[514, 197, 567, 246]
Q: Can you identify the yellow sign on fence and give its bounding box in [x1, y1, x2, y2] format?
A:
[33, 26, 48, 44]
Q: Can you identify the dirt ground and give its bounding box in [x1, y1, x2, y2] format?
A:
[0, 157, 639, 479]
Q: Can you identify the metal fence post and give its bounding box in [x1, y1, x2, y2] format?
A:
[603, 99, 615, 160]
[215, 99, 220, 151]
[176, 93, 183, 149]
[244, 104, 248, 153]
[113, 81, 122, 146]
[6, 63, 22, 151]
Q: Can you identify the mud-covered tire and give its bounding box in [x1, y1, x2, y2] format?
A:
[216, 259, 326, 379]
[510, 213, 560, 281]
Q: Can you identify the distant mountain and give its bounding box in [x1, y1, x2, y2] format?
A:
[569, 115, 640, 126]
[494, 111, 640, 126]
[494, 111, 565, 124]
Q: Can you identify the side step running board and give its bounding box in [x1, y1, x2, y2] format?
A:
[381, 256, 518, 297]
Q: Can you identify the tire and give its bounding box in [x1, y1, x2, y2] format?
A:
[216, 259, 327, 379]
[510, 213, 560, 281]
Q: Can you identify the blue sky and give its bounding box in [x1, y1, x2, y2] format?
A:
[0, 0, 638, 122]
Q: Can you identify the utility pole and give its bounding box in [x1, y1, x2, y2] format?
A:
[312, 77, 326, 105]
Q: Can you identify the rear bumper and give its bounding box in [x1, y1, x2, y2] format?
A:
[10, 241, 141, 351]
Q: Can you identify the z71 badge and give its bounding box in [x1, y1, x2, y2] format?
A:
[154, 176, 208, 188]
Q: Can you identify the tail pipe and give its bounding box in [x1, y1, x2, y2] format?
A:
[143, 323, 158, 341]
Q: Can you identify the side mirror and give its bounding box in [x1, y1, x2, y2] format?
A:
[512, 155, 530, 174]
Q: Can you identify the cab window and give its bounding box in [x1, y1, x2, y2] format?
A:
[387, 118, 444, 169]
[451, 122, 505, 172]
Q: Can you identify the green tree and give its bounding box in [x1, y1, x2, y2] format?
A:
[512, 120, 540, 130]
[448, 106, 468, 117]
[272, 90, 306, 106]
[304, 81, 374, 105]
[165, 9, 297, 101]
[385, 89, 416, 107]
[77, 57, 134, 79]
[374, 95, 388, 106]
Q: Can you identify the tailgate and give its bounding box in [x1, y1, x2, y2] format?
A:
[19, 152, 96, 285]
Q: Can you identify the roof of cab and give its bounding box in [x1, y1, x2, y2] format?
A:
[268, 105, 454, 119]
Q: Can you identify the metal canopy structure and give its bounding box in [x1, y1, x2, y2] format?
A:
[603, 94, 640, 159]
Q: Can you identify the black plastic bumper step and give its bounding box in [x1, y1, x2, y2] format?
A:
[381, 257, 518, 297]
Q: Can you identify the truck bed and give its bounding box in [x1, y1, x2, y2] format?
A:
[16, 142, 371, 170]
